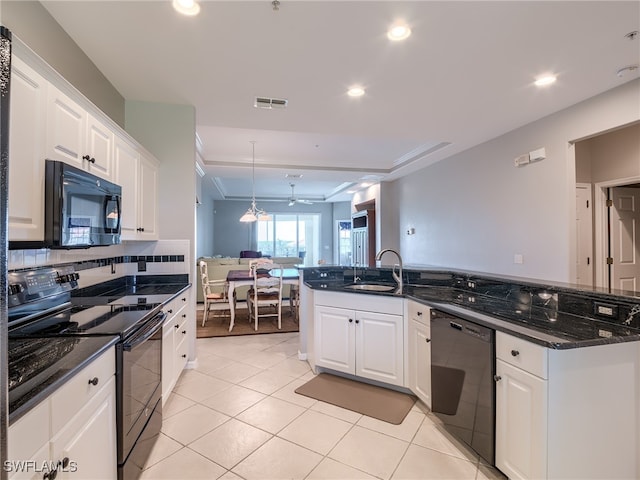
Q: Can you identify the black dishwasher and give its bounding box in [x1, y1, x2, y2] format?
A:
[430, 309, 495, 465]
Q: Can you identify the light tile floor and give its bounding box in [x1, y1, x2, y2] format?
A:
[141, 332, 507, 480]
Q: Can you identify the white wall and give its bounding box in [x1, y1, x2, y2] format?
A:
[394, 79, 640, 282]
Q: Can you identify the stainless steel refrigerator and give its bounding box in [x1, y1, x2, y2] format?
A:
[0, 25, 11, 480]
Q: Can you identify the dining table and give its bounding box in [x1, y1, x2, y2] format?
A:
[226, 267, 300, 331]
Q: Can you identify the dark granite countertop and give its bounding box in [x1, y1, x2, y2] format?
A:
[303, 275, 640, 349]
[72, 274, 190, 302]
[9, 335, 118, 423]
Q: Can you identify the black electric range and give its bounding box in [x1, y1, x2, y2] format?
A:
[7, 268, 188, 480]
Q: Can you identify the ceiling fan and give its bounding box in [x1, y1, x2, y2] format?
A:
[288, 183, 313, 206]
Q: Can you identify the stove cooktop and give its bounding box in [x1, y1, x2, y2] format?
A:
[10, 302, 162, 338]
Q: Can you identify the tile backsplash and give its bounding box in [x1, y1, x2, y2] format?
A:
[8, 240, 192, 289]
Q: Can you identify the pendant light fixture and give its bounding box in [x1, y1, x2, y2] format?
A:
[239, 141, 271, 222]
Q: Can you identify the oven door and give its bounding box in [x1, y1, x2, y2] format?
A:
[117, 311, 165, 465]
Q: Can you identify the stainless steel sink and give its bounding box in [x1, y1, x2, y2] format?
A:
[343, 284, 397, 292]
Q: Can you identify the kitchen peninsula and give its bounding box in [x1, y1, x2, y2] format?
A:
[299, 265, 640, 480]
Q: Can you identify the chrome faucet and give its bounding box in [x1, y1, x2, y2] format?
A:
[375, 248, 403, 292]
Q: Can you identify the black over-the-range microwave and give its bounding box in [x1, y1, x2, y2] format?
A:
[43, 159, 122, 248]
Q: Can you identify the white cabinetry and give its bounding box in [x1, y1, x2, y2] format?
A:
[113, 137, 159, 241]
[407, 300, 431, 408]
[8, 56, 47, 242]
[162, 290, 191, 402]
[495, 333, 548, 480]
[495, 331, 640, 479]
[8, 347, 117, 480]
[46, 85, 113, 180]
[314, 291, 404, 387]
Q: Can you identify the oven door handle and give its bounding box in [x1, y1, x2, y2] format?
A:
[122, 311, 166, 352]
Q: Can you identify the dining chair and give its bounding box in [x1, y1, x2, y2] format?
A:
[289, 284, 300, 322]
[246, 260, 283, 330]
[199, 260, 232, 327]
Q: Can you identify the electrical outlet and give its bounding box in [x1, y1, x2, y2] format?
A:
[467, 281, 476, 289]
[594, 302, 617, 317]
[514, 254, 524, 264]
[598, 329, 613, 338]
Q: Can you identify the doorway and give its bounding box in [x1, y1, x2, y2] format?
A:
[595, 182, 640, 292]
[574, 122, 640, 292]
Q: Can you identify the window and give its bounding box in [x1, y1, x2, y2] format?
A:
[256, 214, 320, 266]
[337, 220, 352, 265]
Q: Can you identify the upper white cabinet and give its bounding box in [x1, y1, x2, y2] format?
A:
[314, 291, 404, 387]
[46, 85, 113, 180]
[139, 153, 159, 239]
[113, 137, 159, 241]
[8, 49, 160, 243]
[8, 56, 47, 242]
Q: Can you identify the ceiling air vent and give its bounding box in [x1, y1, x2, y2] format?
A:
[254, 96, 288, 109]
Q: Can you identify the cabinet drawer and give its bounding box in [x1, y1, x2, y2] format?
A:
[165, 298, 186, 319]
[51, 347, 115, 431]
[496, 332, 548, 379]
[8, 400, 50, 463]
[407, 300, 430, 326]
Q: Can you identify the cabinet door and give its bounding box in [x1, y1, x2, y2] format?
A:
[8, 56, 47, 241]
[408, 319, 431, 408]
[85, 113, 113, 180]
[50, 376, 117, 480]
[113, 138, 140, 240]
[46, 85, 85, 167]
[314, 305, 354, 375]
[138, 154, 158, 239]
[495, 359, 548, 480]
[355, 311, 404, 386]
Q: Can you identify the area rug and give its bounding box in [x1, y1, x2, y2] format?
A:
[295, 373, 416, 425]
[196, 308, 299, 338]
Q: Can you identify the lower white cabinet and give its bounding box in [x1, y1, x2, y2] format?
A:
[50, 376, 117, 479]
[162, 291, 191, 402]
[8, 347, 117, 480]
[495, 358, 547, 480]
[407, 300, 431, 408]
[495, 331, 640, 479]
[314, 291, 404, 387]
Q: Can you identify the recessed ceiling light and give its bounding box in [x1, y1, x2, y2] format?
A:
[347, 86, 365, 97]
[387, 23, 411, 41]
[173, 0, 200, 16]
[534, 75, 557, 87]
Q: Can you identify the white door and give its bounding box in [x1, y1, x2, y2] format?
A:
[314, 306, 354, 374]
[609, 187, 640, 292]
[46, 85, 85, 167]
[495, 360, 548, 480]
[575, 185, 593, 286]
[113, 138, 140, 240]
[408, 319, 432, 408]
[355, 311, 403, 386]
[85, 114, 113, 180]
[8, 56, 47, 242]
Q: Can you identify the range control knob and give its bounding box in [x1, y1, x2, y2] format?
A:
[8, 283, 24, 295]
